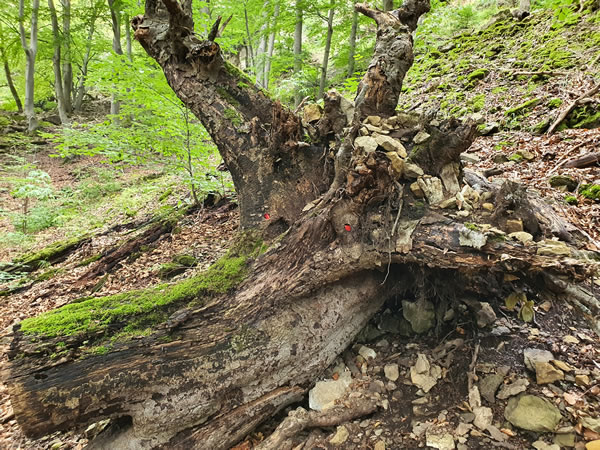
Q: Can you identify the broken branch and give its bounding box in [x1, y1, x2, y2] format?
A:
[547, 84, 600, 135]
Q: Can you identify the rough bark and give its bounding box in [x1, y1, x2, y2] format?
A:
[293, 0, 303, 106]
[347, 10, 358, 77]
[5, 1, 600, 449]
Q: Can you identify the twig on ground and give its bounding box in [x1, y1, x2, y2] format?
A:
[547, 84, 600, 135]
[547, 138, 595, 175]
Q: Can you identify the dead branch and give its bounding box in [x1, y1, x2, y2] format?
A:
[256, 398, 378, 450]
[548, 138, 596, 175]
[564, 151, 600, 169]
[547, 84, 600, 135]
[218, 14, 233, 37]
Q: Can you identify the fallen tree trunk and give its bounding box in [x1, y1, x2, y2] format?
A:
[4, 0, 600, 448]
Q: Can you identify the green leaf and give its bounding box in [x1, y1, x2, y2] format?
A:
[519, 300, 535, 323]
[505, 291, 526, 311]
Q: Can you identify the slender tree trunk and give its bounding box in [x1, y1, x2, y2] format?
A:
[18, 0, 40, 132]
[125, 13, 133, 61]
[264, 3, 280, 89]
[243, 5, 255, 74]
[347, 10, 358, 77]
[108, 0, 123, 116]
[48, 0, 69, 124]
[61, 0, 73, 113]
[255, 2, 270, 87]
[293, 0, 303, 106]
[318, 0, 335, 99]
[2, 52, 23, 113]
[74, 9, 97, 112]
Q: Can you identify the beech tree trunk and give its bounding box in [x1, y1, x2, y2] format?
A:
[318, 0, 335, 99]
[48, 0, 69, 124]
[1, 52, 23, 113]
[293, 0, 303, 106]
[6, 1, 600, 449]
[18, 0, 39, 132]
[108, 0, 123, 116]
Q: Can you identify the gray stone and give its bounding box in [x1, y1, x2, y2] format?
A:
[532, 441, 560, 450]
[414, 130, 431, 144]
[330, 425, 350, 445]
[440, 163, 461, 195]
[426, 428, 455, 450]
[505, 219, 524, 233]
[524, 348, 555, 371]
[365, 115, 382, 126]
[459, 227, 488, 250]
[479, 122, 499, 135]
[384, 364, 399, 382]
[385, 151, 405, 178]
[375, 134, 407, 157]
[303, 103, 322, 123]
[309, 371, 352, 411]
[404, 163, 424, 179]
[582, 416, 600, 433]
[497, 378, 529, 400]
[354, 136, 378, 153]
[410, 353, 442, 393]
[504, 395, 562, 432]
[480, 373, 505, 404]
[403, 299, 435, 334]
[535, 362, 564, 385]
[476, 302, 497, 328]
[473, 406, 493, 430]
[410, 181, 425, 198]
[358, 345, 377, 360]
[486, 425, 508, 442]
[553, 432, 575, 448]
[460, 152, 481, 164]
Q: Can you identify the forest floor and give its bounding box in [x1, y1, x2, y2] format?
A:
[1, 5, 600, 450]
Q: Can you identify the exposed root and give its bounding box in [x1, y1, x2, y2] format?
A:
[256, 398, 378, 450]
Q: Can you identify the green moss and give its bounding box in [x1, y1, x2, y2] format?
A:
[15, 235, 90, 271]
[467, 68, 489, 81]
[579, 184, 600, 201]
[564, 195, 578, 205]
[505, 98, 541, 116]
[237, 81, 249, 89]
[173, 254, 197, 266]
[470, 94, 486, 112]
[35, 268, 64, 282]
[224, 108, 243, 127]
[20, 235, 263, 338]
[216, 87, 241, 108]
[548, 98, 563, 108]
[508, 153, 524, 162]
[158, 187, 173, 202]
[76, 253, 102, 267]
[464, 222, 479, 231]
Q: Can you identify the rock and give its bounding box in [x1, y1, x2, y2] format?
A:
[563, 335, 579, 344]
[410, 353, 442, 393]
[476, 302, 497, 328]
[303, 104, 322, 123]
[374, 441, 386, 450]
[524, 348, 555, 371]
[493, 153, 509, 164]
[354, 136, 378, 153]
[365, 115, 382, 126]
[582, 417, 600, 433]
[505, 219, 524, 233]
[457, 184, 480, 210]
[330, 425, 350, 445]
[417, 176, 444, 205]
[480, 373, 505, 404]
[470, 112, 485, 123]
[535, 362, 565, 385]
[426, 428, 455, 450]
[509, 231, 534, 244]
[384, 364, 399, 382]
[365, 123, 387, 134]
[575, 374, 590, 386]
[469, 385, 482, 409]
[482, 202, 494, 211]
[586, 440, 600, 450]
[403, 299, 435, 333]
[414, 130, 431, 144]
[455, 423, 471, 436]
[358, 345, 377, 360]
[497, 378, 529, 399]
[460, 152, 481, 164]
[439, 197, 457, 209]
[473, 406, 493, 430]
[516, 149, 535, 161]
[309, 371, 352, 411]
[410, 181, 425, 198]
[504, 395, 562, 432]
[479, 122, 499, 135]
[486, 425, 508, 442]
[553, 432, 575, 448]
[440, 163, 461, 195]
[385, 152, 405, 178]
[532, 441, 560, 450]
[404, 163, 424, 179]
[551, 360, 573, 372]
[537, 240, 571, 257]
[549, 175, 578, 192]
[375, 134, 407, 156]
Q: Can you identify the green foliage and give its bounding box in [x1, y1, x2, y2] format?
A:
[564, 195, 578, 205]
[505, 98, 541, 116]
[548, 98, 563, 108]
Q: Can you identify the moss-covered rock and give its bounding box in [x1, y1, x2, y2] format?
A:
[467, 68, 489, 81]
[579, 184, 600, 201]
[549, 175, 578, 192]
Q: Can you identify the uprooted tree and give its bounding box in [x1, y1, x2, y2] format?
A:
[5, 0, 600, 448]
